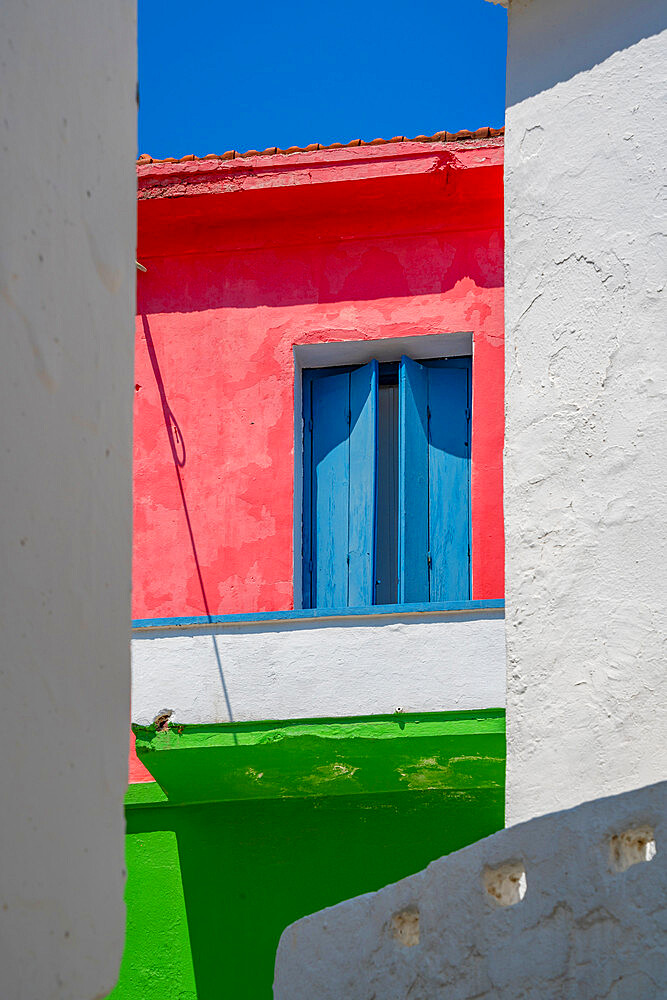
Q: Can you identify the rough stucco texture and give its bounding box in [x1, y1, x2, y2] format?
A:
[274, 780, 667, 1000]
[504, 0, 667, 823]
[0, 2, 136, 998]
[133, 151, 504, 618]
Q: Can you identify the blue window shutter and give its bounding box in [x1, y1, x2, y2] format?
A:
[302, 376, 314, 608]
[306, 362, 378, 608]
[398, 356, 429, 602]
[427, 365, 471, 601]
[348, 361, 378, 605]
[311, 369, 350, 608]
[398, 357, 471, 602]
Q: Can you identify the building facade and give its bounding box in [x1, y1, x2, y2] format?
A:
[272, 2, 667, 996]
[115, 129, 506, 999]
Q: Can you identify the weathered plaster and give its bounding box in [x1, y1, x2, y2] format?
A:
[136, 140, 503, 206]
[0, 2, 136, 997]
[133, 142, 504, 618]
[274, 780, 667, 999]
[130, 607, 506, 726]
[503, 0, 667, 822]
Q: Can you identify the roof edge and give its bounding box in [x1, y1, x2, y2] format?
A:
[137, 126, 504, 167]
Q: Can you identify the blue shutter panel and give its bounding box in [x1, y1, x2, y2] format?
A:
[348, 361, 379, 605]
[302, 376, 314, 607]
[427, 365, 471, 601]
[398, 357, 471, 603]
[311, 369, 350, 608]
[307, 362, 378, 609]
[398, 356, 429, 602]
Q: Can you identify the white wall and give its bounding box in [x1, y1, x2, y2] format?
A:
[0, 3, 136, 998]
[503, 0, 667, 823]
[131, 608, 505, 725]
[275, 779, 666, 999]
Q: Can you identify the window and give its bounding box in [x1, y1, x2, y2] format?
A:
[302, 355, 471, 609]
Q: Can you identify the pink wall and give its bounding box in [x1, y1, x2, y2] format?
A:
[133, 141, 504, 620]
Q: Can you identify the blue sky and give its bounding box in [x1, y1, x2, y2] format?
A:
[138, 0, 507, 159]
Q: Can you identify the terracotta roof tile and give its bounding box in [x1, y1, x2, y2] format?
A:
[137, 126, 504, 165]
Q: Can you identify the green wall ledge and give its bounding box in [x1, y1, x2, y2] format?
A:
[130, 710, 506, 807]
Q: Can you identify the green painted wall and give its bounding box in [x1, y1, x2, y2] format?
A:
[115, 828, 197, 996]
[130, 711, 506, 805]
[110, 713, 505, 999]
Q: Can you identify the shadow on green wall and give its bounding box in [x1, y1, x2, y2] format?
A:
[112, 786, 504, 1000]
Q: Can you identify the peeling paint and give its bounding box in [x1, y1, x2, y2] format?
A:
[133, 148, 504, 619]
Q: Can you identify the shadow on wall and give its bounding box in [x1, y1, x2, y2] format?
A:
[140, 312, 235, 725]
[116, 787, 504, 1000]
[507, 0, 666, 103]
[136, 228, 504, 315]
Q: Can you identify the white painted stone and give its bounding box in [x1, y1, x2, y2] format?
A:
[131, 609, 505, 725]
[274, 780, 667, 999]
[0, 3, 136, 998]
[503, 0, 667, 823]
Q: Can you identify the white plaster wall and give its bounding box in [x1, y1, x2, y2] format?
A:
[503, 0, 667, 824]
[0, 3, 136, 998]
[131, 609, 505, 725]
[275, 780, 666, 999]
